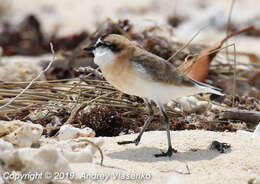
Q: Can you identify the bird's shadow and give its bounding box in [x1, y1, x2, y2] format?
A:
[107, 146, 224, 163]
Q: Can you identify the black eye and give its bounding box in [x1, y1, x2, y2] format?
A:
[107, 43, 120, 52]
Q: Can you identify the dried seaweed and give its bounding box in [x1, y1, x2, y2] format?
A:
[80, 106, 129, 137]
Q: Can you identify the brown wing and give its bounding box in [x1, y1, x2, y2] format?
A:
[131, 49, 195, 87]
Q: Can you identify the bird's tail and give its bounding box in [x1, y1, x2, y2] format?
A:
[192, 79, 224, 96]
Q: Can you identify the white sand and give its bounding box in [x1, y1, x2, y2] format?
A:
[67, 130, 260, 184]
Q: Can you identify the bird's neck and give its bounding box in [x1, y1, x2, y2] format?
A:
[93, 47, 115, 68]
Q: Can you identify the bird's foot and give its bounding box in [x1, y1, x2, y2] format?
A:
[154, 146, 177, 157]
[117, 137, 141, 146]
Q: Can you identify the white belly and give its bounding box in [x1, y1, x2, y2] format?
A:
[128, 77, 202, 104]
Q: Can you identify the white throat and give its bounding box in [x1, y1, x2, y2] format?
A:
[93, 47, 115, 67]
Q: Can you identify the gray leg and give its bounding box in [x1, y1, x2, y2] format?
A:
[118, 98, 154, 146]
[154, 102, 173, 157]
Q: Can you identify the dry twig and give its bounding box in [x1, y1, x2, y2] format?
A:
[219, 110, 260, 124]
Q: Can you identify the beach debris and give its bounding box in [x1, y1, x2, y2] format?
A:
[0, 138, 103, 183]
[175, 96, 211, 113]
[60, 138, 104, 164]
[222, 95, 260, 110]
[81, 106, 128, 137]
[219, 110, 260, 125]
[210, 140, 231, 153]
[252, 123, 260, 139]
[57, 124, 95, 141]
[0, 120, 43, 147]
[0, 145, 71, 184]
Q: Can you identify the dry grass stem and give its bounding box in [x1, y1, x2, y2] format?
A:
[0, 43, 56, 110]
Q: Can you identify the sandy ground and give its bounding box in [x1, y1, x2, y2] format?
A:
[56, 130, 260, 184]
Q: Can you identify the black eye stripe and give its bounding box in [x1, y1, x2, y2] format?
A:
[95, 42, 102, 47]
[95, 41, 120, 51]
[94, 35, 121, 52]
[83, 35, 110, 52]
[106, 43, 120, 52]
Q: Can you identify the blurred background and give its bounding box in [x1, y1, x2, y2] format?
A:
[1, 0, 260, 41]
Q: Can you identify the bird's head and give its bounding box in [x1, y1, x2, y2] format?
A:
[84, 34, 133, 53]
[84, 34, 137, 66]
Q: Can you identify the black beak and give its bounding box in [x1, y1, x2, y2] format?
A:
[83, 45, 96, 51]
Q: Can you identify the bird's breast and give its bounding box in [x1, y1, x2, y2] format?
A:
[100, 60, 137, 95]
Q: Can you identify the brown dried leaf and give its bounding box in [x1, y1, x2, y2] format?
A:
[178, 25, 254, 82]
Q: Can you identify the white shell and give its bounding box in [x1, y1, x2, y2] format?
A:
[57, 124, 95, 140]
[60, 139, 104, 163]
[175, 96, 211, 113]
